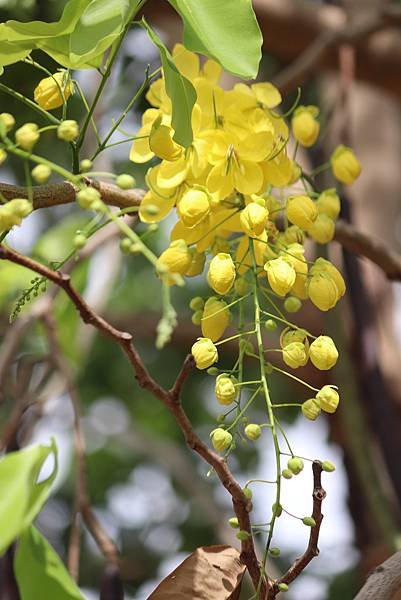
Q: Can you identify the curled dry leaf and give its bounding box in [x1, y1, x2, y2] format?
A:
[148, 545, 246, 599]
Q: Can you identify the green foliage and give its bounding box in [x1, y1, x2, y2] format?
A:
[141, 19, 196, 148]
[0, 440, 57, 555]
[15, 526, 85, 600]
[168, 0, 262, 78]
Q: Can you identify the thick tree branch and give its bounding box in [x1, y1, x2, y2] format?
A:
[0, 180, 144, 210]
[0, 244, 268, 596]
[354, 549, 401, 599]
[335, 219, 401, 282]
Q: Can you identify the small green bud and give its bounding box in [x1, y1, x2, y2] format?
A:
[282, 469, 293, 480]
[76, 187, 101, 210]
[264, 362, 273, 375]
[284, 296, 302, 313]
[191, 310, 203, 325]
[142, 203, 159, 216]
[228, 517, 239, 529]
[242, 487, 253, 500]
[239, 339, 254, 355]
[244, 423, 262, 441]
[129, 242, 142, 254]
[15, 123, 39, 151]
[265, 319, 277, 331]
[119, 237, 132, 254]
[269, 547, 281, 557]
[302, 516, 317, 527]
[278, 583, 289, 592]
[148, 223, 159, 233]
[116, 173, 136, 189]
[57, 119, 79, 142]
[189, 296, 204, 311]
[0, 112, 15, 132]
[287, 457, 304, 475]
[236, 530, 251, 541]
[80, 159, 93, 172]
[73, 233, 87, 249]
[31, 164, 51, 184]
[210, 428, 232, 452]
[272, 502, 282, 517]
[234, 278, 250, 296]
[322, 460, 336, 472]
[207, 367, 219, 376]
[216, 413, 226, 423]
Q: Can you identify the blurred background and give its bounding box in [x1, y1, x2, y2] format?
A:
[1, 1, 401, 598]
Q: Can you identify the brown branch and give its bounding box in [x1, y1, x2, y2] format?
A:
[270, 462, 326, 598]
[0, 244, 268, 597]
[334, 219, 401, 282]
[0, 179, 144, 211]
[354, 549, 401, 599]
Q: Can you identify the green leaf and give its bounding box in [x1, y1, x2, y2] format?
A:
[142, 19, 197, 147]
[15, 526, 85, 600]
[168, 0, 262, 79]
[0, 440, 57, 555]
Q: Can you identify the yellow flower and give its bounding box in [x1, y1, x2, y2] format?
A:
[201, 297, 230, 342]
[291, 106, 320, 147]
[264, 256, 296, 296]
[215, 374, 238, 405]
[302, 399, 321, 421]
[15, 123, 39, 151]
[331, 145, 361, 185]
[0, 199, 32, 231]
[309, 335, 338, 370]
[308, 273, 339, 311]
[177, 188, 210, 227]
[0, 112, 15, 132]
[286, 195, 318, 230]
[207, 253, 236, 295]
[280, 243, 308, 300]
[156, 239, 191, 277]
[307, 214, 335, 244]
[316, 386, 339, 414]
[185, 249, 206, 277]
[280, 327, 308, 348]
[129, 108, 161, 163]
[311, 258, 345, 298]
[34, 71, 73, 110]
[149, 122, 182, 161]
[192, 337, 218, 369]
[240, 201, 269, 237]
[244, 424, 262, 441]
[282, 341, 308, 369]
[211, 428, 232, 452]
[316, 188, 341, 220]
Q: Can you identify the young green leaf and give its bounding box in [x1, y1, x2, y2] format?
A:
[15, 526, 85, 600]
[0, 440, 57, 555]
[141, 19, 197, 147]
[168, 0, 262, 79]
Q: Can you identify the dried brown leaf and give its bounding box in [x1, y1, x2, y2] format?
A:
[148, 545, 245, 599]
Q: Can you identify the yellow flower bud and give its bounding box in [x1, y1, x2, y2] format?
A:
[280, 327, 308, 348]
[149, 123, 182, 161]
[309, 335, 338, 370]
[287, 457, 304, 475]
[157, 239, 191, 281]
[286, 195, 318, 230]
[263, 194, 282, 220]
[264, 257, 296, 296]
[185, 249, 206, 277]
[316, 385, 339, 414]
[31, 164, 51, 184]
[0, 199, 32, 231]
[311, 258, 345, 299]
[15, 123, 39, 151]
[201, 297, 230, 342]
[316, 188, 341, 220]
[282, 342, 308, 369]
[331, 145, 361, 185]
[302, 399, 321, 421]
[207, 252, 236, 295]
[240, 202, 269, 236]
[0, 113, 15, 132]
[244, 424, 262, 441]
[34, 71, 73, 110]
[57, 119, 79, 142]
[211, 428, 232, 452]
[307, 214, 335, 244]
[177, 188, 210, 227]
[215, 374, 238, 405]
[308, 273, 339, 311]
[191, 337, 218, 370]
[292, 106, 320, 147]
[76, 187, 101, 210]
[280, 225, 305, 245]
